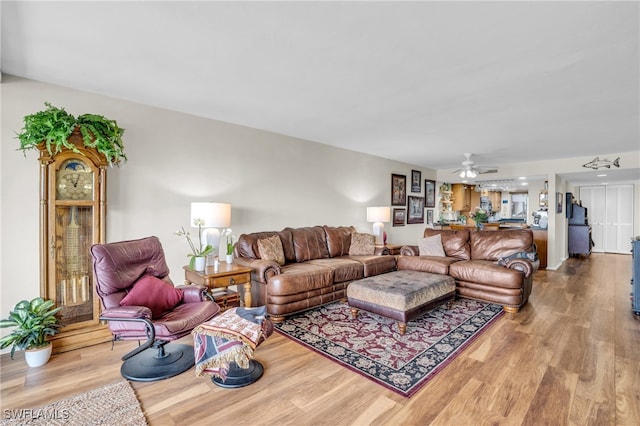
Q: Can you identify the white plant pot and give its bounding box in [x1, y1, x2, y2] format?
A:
[194, 256, 206, 271]
[226, 254, 233, 264]
[25, 343, 52, 368]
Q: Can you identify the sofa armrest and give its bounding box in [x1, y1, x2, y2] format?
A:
[505, 258, 538, 278]
[374, 246, 390, 255]
[400, 245, 419, 256]
[234, 257, 281, 283]
[176, 284, 208, 302]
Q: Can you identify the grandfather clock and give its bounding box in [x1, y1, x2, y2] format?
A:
[38, 129, 112, 353]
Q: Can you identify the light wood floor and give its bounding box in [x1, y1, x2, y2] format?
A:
[2, 253, 639, 425]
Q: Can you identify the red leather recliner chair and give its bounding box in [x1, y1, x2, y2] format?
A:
[91, 236, 220, 382]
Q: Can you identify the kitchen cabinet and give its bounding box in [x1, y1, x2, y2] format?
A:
[452, 184, 472, 212]
[532, 229, 547, 269]
[489, 192, 502, 212]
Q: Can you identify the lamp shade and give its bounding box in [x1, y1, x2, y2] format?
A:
[366, 207, 391, 223]
[190, 202, 231, 228]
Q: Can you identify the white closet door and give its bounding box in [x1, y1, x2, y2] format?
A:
[579, 186, 605, 252]
[605, 185, 634, 253]
[580, 184, 635, 254]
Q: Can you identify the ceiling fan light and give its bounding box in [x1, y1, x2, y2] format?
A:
[459, 171, 466, 178]
[468, 170, 477, 178]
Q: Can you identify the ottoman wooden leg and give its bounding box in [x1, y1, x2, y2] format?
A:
[398, 322, 406, 335]
[350, 308, 359, 319]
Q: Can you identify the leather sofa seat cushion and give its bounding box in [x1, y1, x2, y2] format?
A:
[236, 230, 296, 263]
[450, 260, 524, 289]
[396, 255, 459, 275]
[287, 226, 330, 262]
[308, 258, 364, 283]
[267, 263, 334, 297]
[424, 229, 470, 260]
[324, 225, 355, 257]
[345, 254, 397, 277]
[470, 229, 534, 261]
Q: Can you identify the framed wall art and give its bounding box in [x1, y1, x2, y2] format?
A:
[407, 196, 425, 224]
[393, 208, 406, 227]
[425, 179, 436, 208]
[411, 170, 421, 193]
[426, 209, 434, 225]
[391, 174, 407, 206]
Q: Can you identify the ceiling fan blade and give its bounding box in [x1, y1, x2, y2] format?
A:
[478, 169, 498, 174]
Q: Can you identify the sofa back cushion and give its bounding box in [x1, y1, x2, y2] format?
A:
[236, 230, 295, 263]
[470, 229, 535, 261]
[324, 225, 355, 257]
[287, 226, 330, 262]
[423, 229, 471, 260]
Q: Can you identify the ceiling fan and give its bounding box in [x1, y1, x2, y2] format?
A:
[452, 153, 498, 178]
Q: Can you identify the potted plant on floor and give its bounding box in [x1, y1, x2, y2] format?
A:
[0, 297, 62, 367]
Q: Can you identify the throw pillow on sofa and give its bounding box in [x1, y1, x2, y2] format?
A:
[257, 234, 286, 265]
[120, 275, 184, 319]
[418, 234, 446, 257]
[348, 233, 375, 255]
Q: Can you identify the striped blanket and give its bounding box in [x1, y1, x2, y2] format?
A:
[192, 306, 267, 379]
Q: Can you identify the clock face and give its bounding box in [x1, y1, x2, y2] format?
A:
[57, 159, 94, 200]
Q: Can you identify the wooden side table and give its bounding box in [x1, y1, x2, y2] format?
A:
[184, 263, 253, 309]
[376, 244, 403, 255]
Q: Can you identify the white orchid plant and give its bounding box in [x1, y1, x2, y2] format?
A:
[175, 218, 215, 269]
[222, 228, 236, 255]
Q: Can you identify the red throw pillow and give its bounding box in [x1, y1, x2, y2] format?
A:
[120, 275, 184, 319]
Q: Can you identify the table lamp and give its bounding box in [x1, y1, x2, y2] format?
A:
[190, 202, 231, 262]
[366, 206, 390, 245]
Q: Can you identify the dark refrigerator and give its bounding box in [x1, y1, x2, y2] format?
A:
[568, 204, 593, 256]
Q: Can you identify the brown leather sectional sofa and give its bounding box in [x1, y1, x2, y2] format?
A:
[399, 228, 538, 313]
[233, 226, 397, 322]
[233, 225, 538, 321]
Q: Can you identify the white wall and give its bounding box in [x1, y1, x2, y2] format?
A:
[1, 76, 436, 324]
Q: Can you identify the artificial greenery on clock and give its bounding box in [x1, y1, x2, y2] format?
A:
[16, 102, 127, 166]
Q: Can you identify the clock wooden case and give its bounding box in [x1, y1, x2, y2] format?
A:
[38, 129, 112, 353]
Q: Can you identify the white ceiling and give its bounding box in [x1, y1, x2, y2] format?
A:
[2, 1, 639, 184]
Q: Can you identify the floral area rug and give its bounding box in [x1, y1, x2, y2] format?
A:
[274, 298, 504, 397]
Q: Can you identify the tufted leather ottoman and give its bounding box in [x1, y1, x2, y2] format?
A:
[347, 270, 455, 334]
